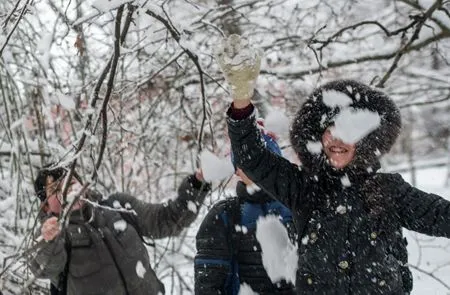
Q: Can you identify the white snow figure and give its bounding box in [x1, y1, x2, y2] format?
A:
[255, 215, 298, 285]
[200, 150, 235, 182]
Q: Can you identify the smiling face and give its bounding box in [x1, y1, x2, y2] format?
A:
[321, 127, 356, 169]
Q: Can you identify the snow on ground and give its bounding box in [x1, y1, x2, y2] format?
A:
[399, 166, 450, 295]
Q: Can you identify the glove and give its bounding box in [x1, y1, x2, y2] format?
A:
[216, 34, 262, 100]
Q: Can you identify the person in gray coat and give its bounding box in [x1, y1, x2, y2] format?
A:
[29, 166, 210, 295]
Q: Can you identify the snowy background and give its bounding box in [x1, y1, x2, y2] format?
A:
[1, 0, 450, 294]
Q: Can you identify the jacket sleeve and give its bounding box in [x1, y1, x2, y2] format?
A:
[109, 174, 211, 239]
[391, 173, 450, 237]
[195, 202, 231, 295]
[227, 108, 308, 211]
[28, 235, 67, 282]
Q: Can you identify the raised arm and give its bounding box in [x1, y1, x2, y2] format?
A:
[391, 173, 450, 237]
[217, 35, 308, 210]
[109, 174, 211, 239]
[195, 201, 232, 295]
[227, 106, 307, 210]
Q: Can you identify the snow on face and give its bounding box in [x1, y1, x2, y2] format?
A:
[321, 89, 381, 145]
[331, 108, 381, 144]
[322, 90, 353, 108]
[255, 215, 298, 285]
[200, 150, 235, 182]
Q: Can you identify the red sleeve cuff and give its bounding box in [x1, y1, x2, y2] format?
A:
[228, 103, 254, 120]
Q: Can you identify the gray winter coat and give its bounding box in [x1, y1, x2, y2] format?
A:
[227, 80, 450, 294]
[29, 175, 210, 295]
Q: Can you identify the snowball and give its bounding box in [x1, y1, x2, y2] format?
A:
[264, 109, 290, 136]
[200, 150, 235, 182]
[256, 215, 298, 285]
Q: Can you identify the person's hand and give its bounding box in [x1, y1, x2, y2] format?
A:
[216, 34, 262, 102]
[41, 216, 61, 242]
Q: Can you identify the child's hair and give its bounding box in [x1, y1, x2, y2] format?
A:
[34, 165, 82, 202]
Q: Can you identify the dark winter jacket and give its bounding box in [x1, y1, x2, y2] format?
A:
[227, 80, 450, 295]
[29, 175, 210, 295]
[195, 181, 296, 295]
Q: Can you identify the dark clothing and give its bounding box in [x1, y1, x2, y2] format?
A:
[195, 182, 296, 295]
[30, 175, 210, 295]
[226, 80, 450, 295]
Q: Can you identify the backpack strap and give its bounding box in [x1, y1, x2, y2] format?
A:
[222, 197, 243, 295]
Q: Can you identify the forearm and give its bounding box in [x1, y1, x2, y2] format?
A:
[227, 106, 305, 209]
[109, 175, 210, 239]
[394, 175, 450, 237]
[29, 237, 67, 279]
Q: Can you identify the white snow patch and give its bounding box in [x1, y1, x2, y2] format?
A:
[336, 205, 347, 215]
[238, 283, 259, 295]
[113, 200, 122, 208]
[113, 220, 127, 232]
[136, 260, 146, 278]
[256, 215, 298, 285]
[331, 108, 380, 144]
[200, 150, 235, 182]
[92, 0, 131, 13]
[306, 141, 322, 154]
[187, 200, 197, 213]
[340, 174, 351, 187]
[264, 109, 290, 136]
[322, 90, 353, 108]
[58, 94, 76, 110]
[235, 225, 248, 234]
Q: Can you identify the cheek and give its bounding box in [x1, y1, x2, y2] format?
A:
[47, 196, 62, 212]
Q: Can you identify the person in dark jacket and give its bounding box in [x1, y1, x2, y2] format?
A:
[29, 165, 210, 295]
[195, 132, 296, 295]
[216, 35, 450, 295]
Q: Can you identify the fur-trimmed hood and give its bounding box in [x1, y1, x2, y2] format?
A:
[290, 80, 401, 174]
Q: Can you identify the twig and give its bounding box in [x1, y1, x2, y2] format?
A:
[376, 0, 443, 87]
[0, 0, 32, 56]
[145, 8, 208, 153]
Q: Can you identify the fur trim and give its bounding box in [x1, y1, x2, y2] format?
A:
[290, 80, 401, 172]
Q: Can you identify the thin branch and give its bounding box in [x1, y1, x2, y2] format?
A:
[145, 8, 208, 153]
[0, 0, 31, 56]
[409, 264, 450, 290]
[376, 0, 443, 87]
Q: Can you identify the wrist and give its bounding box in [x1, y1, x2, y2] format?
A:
[233, 100, 251, 109]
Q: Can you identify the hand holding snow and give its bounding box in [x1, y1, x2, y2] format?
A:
[200, 150, 235, 182]
[255, 215, 298, 285]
